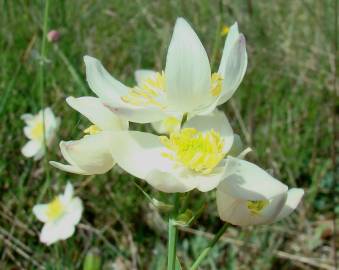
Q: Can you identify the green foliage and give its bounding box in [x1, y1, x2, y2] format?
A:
[0, 0, 335, 269]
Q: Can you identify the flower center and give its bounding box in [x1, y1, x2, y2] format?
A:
[84, 125, 101, 135]
[46, 197, 65, 221]
[160, 128, 226, 174]
[31, 121, 44, 140]
[210, 73, 223, 97]
[121, 72, 166, 108]
[247, 200, 269, 215]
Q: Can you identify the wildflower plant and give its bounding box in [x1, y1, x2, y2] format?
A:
[45, 17, 304, 269]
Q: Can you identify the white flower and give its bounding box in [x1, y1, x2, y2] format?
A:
[50, 97, 128, 175]
[21, 107, 60, 160]
[33, 182, 83, 245]
[109, 111, 234, 193]
[83, 18, 247, 123]
[216, 157, 304, 226]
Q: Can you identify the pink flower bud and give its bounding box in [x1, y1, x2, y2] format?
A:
[47, 30, 60, 43]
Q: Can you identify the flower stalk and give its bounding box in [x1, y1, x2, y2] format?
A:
[189, 223, 228, 270]
[167, 193, 180, 270]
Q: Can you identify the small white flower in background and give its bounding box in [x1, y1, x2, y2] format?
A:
[216, 157, 304, 226]
[33, 182, 83, 245]
[21, 107, 60, 160]
[83, 17, 247, 124]
[108, 110, 236, 193]
[50, 96, 128, 175]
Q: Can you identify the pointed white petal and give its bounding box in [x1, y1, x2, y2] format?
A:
[165, 18, 211, 113]
[62, 182, 74, 203]
[184, 110, 234, 152]
[66, 96, 128, 131]
[218, 22, 240, 75]
[55, 133, 115, 175]
[273, 188, 304, 222]
[217, 34, 247, 105]
[135, 69, 157, 85]
[33, 204, 49, 222]
[49, 161, 89, 175]
[21, 140, 43, 158]
[84, 55, 129, 102]
[220, 157, 288, 201]
[217, 188, 287, 226]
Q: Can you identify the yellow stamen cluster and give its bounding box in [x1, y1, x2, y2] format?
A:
[160, 128, 226, 174]
[46, 197, 65, 221]
[31, 121, 44, 140]
[247, 200, 269, 215]
[121, 72, 166, 108]
[84, 125, 101, 135]
[210, 73, 223, 97]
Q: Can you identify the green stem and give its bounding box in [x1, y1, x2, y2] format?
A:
[167, 193, 179, 270]
[37, 0, 50, 202]
[189, 223, 228, 270]
[54, 45, 88, 95]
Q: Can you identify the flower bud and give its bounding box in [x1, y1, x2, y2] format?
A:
[47, 30, 60, 43]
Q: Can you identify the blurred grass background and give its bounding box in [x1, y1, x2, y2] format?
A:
[0, 0, 337, 269]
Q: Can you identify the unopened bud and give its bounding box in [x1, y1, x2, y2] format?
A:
[47, 30, 60, 43]
[83, 248, 101, 270]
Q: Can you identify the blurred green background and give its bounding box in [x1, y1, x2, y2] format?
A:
[0, 0, 337, 269]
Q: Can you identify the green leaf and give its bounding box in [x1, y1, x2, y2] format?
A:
[175, 256, 183, 270]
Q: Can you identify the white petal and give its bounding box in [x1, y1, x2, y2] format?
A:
[63, 197, 83, 225]
[104, 103, 168, 123]
[62, 182, 74, 203]
[84, 55, 129, 103]
[184, 110, 234, 152]
[273, 188, 304, 222]
[23, 126, 33, 139]
[110, 131, 195, 193]
[21, 113, 34, 124]
[21, 140, 43, 158]
[218, 22, 240, 75]
[216, 188, 287, 226]
[135, 69, 157, 85]
[33, 204, 49, 222]
[66, 96, 128, 131]
[220, 157, 288, 201]
[228, 134, 244, 157]
[40, 220, 75, 245]
[53, 133, 115, 175]
[165, 18, 211, 113]
[217, 34, 247, 105]
[49, 161, 89, 175]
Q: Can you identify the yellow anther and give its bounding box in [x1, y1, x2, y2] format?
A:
[162, 117, 180, 133]
[247, 200, 269, 215]
[210, 73, 223, 97]
[160, 128, 226, 174]
[84, 125, 101, 135]
[31, 121, 44, 140]
[46, 197, 65, 221]
[121, 71, 166, 108]
[220, 25, 229, 37]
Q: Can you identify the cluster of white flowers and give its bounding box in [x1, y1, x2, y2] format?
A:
[25, 17, 303, 246]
